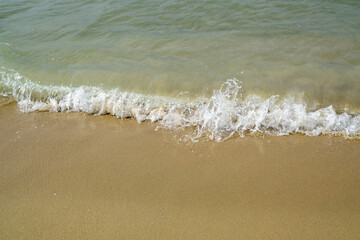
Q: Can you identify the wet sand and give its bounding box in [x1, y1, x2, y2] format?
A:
[1, 102, 360, 240]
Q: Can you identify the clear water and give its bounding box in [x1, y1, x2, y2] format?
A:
[1, 0, 360, 140]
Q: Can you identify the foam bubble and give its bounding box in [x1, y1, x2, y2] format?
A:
[1, 68, 359, 141]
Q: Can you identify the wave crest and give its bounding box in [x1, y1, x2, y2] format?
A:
[1, 68, 359, 141]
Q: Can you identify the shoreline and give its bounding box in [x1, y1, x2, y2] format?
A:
[1, 102, 360, 239]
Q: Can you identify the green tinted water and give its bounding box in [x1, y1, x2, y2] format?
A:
[1, 0, 360, 110]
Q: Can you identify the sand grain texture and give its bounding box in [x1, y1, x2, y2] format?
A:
[0, 103, 360, 240]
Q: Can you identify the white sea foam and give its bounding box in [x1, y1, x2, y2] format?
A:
[1, 68, 360, 141]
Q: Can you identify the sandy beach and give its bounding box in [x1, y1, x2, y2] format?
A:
[0, 101, 359, 239]
[2, 0, 360, 239]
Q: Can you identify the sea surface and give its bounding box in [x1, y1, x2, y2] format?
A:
[1, 0, 360, 140]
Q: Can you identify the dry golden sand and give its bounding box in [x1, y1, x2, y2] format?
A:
[1, 102, 360, 240]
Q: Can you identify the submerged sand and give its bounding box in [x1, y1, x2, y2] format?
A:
[0, 102, 360, 240]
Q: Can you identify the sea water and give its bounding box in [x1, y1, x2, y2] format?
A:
[1, 0, 360, 140]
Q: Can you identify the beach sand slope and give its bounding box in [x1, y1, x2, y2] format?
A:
[0, 103, 360, 240]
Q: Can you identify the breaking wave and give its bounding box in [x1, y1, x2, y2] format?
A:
[1, 68, 360, 141]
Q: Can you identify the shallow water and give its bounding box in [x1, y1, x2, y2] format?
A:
[1, 0, 360, 140]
